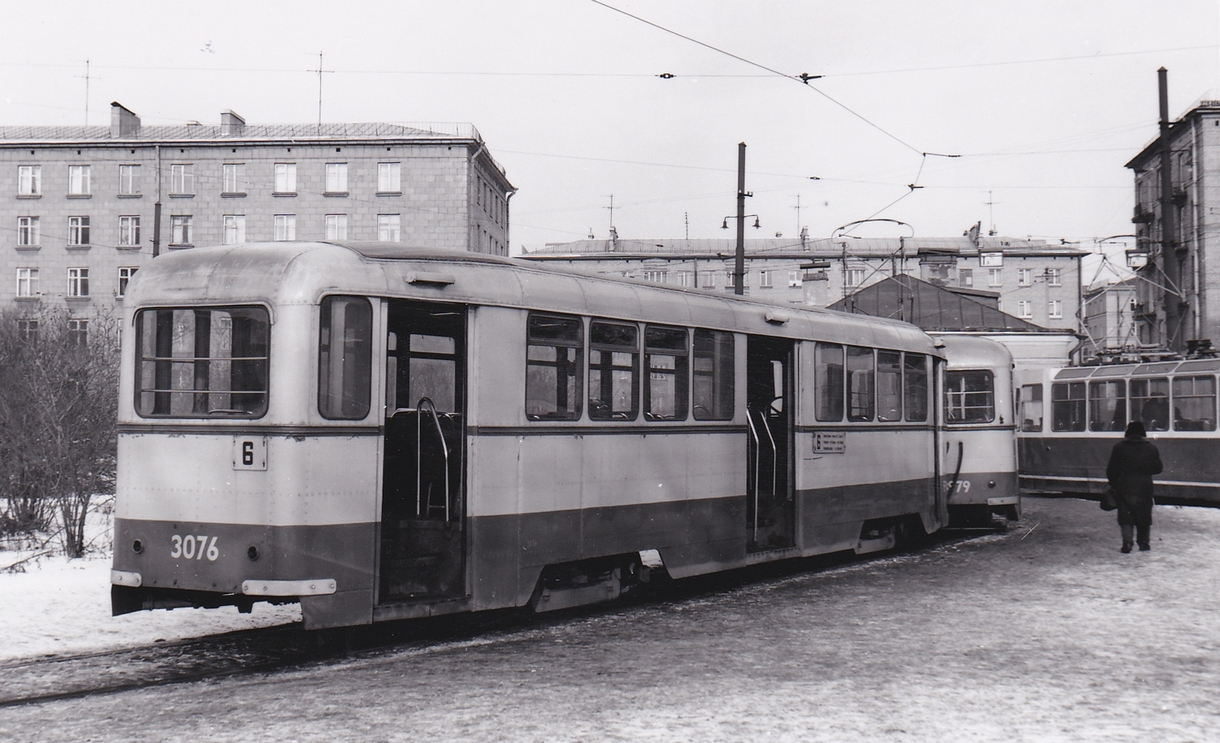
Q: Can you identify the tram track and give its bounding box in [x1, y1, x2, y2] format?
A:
[0, 526, 1002, 709]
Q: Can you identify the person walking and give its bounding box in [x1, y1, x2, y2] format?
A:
[1105, 420, 1163, 553]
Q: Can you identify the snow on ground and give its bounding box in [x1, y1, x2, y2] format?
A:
[0, 498, 299, 661]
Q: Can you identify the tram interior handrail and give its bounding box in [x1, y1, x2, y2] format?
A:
[745, 411, 761, 542]
[415, 397, 451, 521]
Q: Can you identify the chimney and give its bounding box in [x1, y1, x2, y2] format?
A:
[110, 102, 141, 138]
[221, 110, 246, 136]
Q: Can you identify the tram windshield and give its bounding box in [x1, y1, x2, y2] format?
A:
[134, 306, 269, 418]
[944, 370, 995, 423]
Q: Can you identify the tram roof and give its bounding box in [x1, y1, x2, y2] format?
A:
[1051, 357, 1220, 379]
[125, 241, 942, 355]
[931, 334, 1014, 371]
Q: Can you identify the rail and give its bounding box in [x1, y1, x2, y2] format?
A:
[415, 397, 451, 521]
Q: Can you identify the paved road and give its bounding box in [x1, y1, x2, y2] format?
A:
[3, 496, 1218, 742]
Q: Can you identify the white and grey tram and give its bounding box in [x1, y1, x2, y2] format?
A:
[111, 241, 982, 629]
[1016, 358, 1220, 506]
[934, 334, 1020, 526]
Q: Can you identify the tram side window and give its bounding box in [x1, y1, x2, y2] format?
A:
[693, 329, 734, 420]
[135, 306, 269, 418]
[1130, 377, 1169, 431]
[876, 351, 902, 422]
[1019, 384, 1043, 432]
[1173, 375, 1217, 431]
[815, 343, 844, 422]
[589, 320, 639, 421]
[644, 325, 688, 421]
[1051, 381, 1086, 432]
[903, 353, 928, 422]
[526, 313, 582, 421]
[847, 346, 875, 422]
[1088, 380, 1126, 432]
[945, 371, 995, 423]
[318, 296, 372, 419]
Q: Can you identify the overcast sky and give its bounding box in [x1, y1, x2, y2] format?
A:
[3, 1, 1218, 273]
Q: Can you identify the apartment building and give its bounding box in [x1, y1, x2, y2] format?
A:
[2, 102, 514, 334]
[523, 233, 1085, 333]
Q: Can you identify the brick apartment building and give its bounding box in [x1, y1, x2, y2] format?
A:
[2, 102, 514, 336]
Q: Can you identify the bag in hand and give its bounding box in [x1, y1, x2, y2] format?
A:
[1099, 487, 1118, 511]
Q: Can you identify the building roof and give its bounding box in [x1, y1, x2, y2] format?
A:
[0, 121, 483, 144]
[525, 236, 1087, 260]
[827, 275, 1055, 333]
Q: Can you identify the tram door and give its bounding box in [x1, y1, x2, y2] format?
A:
[379, 301, 466, 603]
[746, 336, 795, 552]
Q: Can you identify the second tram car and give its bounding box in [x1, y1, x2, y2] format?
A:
[1016, 358, 1220, 506]
[110, 241, 1003, 629]
[934, 334, 1020, 526]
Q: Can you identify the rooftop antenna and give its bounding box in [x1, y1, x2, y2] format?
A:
[604, 194, 615, 233]
[312, 51, 333, 130]
[685, 211, 689, 240]
[792, 194, 802, 237]
[78, 59, 90, 127]
[985, 190, 1000, 235]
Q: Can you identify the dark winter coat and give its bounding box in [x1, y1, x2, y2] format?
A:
[1106, 435, 1163, 527]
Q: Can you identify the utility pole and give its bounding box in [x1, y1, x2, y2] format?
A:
[734, 142, 747, 296]
[1158, 67, 1182, 347]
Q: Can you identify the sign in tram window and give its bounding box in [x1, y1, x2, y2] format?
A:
[815, 343, 844, 422]
[644, 325, 689, 421]
[1051, 381, 1086, 431]
[847, 346, 875, 422]
[1019, 384, 1044, 432]
[1172, 375, 1217, 431]
[1088, 380, 1127, 432]
[877, 350, 902, 422]
[903, 353, 928, 422]
[693, 329, 734, 420]
[589, 320, 639, 421]
[135, 306, 269, 418]
[1130, 378, 1170, 431]
[318, 296, 372, 420]
[526, 313, 583, 420]
[945, 371, 995, 423]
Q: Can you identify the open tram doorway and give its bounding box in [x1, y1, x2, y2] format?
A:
[746, 336, 795, 552]
[379, 301, 467, 603]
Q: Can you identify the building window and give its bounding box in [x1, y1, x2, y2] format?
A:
[119, 216, 141, 246]
[1018, 300, 1033, 319]
[988, 268, 1003, 287]
[18, 318, 38, 342]
[18, 165, 41, 196]
[325, 163, 348, 193]
[274, 214, 296, 241]
[274, 163, 296, 194]
[677, 271, 692, 287]
[1047, 267, 1062, 286]
[759, 270, 773, 288]
[118, 266, 138, 297]
[788, 270, 802, 288]
[325, 214, 348, 240]
[222, 163, 245, 194]
[67, 267, 89, 298]
[641, 269, 667, 284]
[223, 215, 246, 245]
[959, 268, 973, 288]
[846, 267, 865, 287]
[170, 163, 194, 195]
[699, 270, 715, 288]
[1017, 268, 1032, 286]
[17, 216, 39, 247]
[170, 215, 193, 246]
[67, 318, 88, 347]
[1048, 299, 1063, 319]
[68, 165, 91, 196]
[377, 214, 401, 242]
[68, 216, 90, 246]
[16, 268, 39, 297]
[119, 164, 140, 195]
[378, 162, 401, 193]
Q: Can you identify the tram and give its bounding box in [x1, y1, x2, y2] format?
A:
[1016, 358, 1220, 506]
[112, 240, 964, 630]
[933, 334, 1020, 526]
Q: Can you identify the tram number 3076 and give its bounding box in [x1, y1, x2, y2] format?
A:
[171, 534, 220, 562]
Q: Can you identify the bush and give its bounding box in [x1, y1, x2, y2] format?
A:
[0, 307, 119, 557]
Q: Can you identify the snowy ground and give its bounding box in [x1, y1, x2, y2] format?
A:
[0, 498, 299, 661]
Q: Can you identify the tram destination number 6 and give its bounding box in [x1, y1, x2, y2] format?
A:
[171, 534, 220, 562]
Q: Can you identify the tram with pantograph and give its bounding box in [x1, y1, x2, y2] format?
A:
[111, 241, 997, 629]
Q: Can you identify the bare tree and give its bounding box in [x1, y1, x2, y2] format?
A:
[0, 307, 119, 556]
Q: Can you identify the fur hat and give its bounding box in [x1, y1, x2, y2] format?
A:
[1125, 420, 1147, 438]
